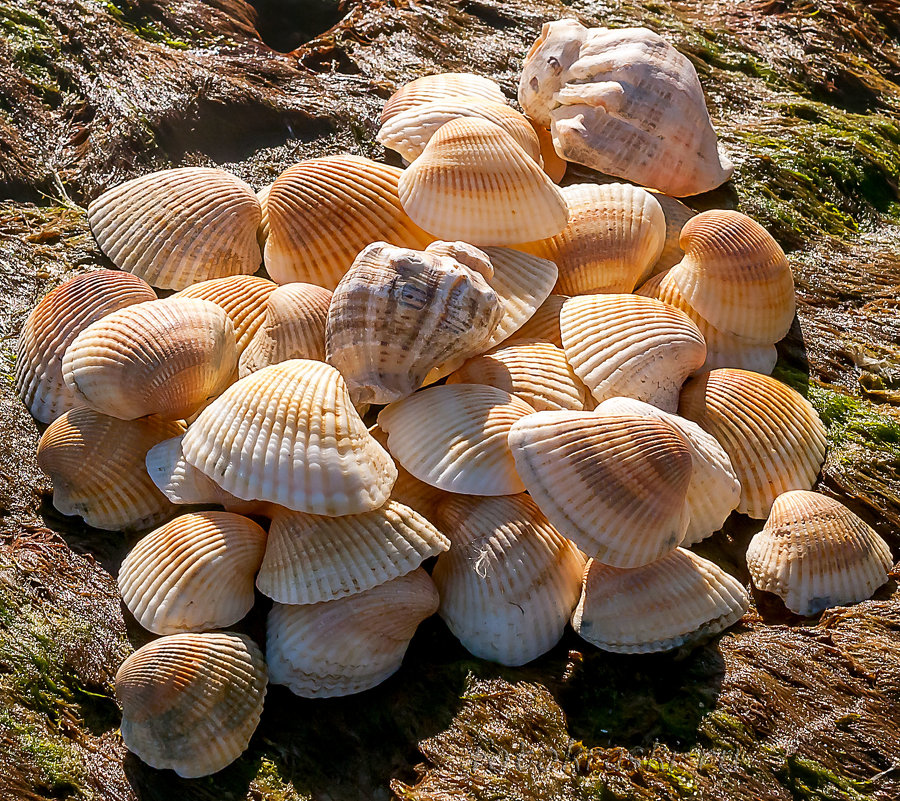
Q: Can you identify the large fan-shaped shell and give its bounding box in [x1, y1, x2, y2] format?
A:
[512, 293, 567, 347]
[381, 73, 506, 124]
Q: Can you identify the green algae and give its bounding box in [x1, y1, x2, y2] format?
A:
[100, 0, 191, 48]
[247, 758, 311, 801]
[0, 2, 63, 99]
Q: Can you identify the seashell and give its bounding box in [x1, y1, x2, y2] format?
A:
[257, 183, 272, 246]
[433, 494, 585, 665]
[37, 409, 182, 530]
[88, 167, 262, 290]
[511, 293, 567, 347]
[326, 241, 503, 405]
[397, 118, 569, 246]
[572, 548, 749, 653]
[516, 183, 666, 294]
[61, 298, 237, 421]
[182, 360, 397, 515]
[679, 369, 827, 518]
[560, 294, 707, 412]
[115, 632, 267, 777]
[519, 21, 733, 196]
[527, 116, 567, 182]
[267, 568, 438, 698]
[747, 490, 893, 616]
[239, 283, 332, 378]
[118, 511, 267, 634]
[15, 270, 157, 424]
[256, 500, 449, 605]
[264, 156, 433, 289]
[381, 73, 507, 124]
[508, 411, 691, 567]
[378, 384, 535, 496]
[648, 191, 697, 274]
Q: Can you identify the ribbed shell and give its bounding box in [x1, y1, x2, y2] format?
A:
[508, 411, 692, 566]
[15, 270, 157, 424]
[747, 490, 893, 615]
[61, 298, 237, 421]
[398, 118, 569, 246]
[266, 569, 439, 697]
[679, 369, 827, 518]
[512, 294, 567, 347]
[118, 511, 267, 634]
[381, 73, 507, 124]
[650, 192, 697, 274]
[560, 294, 707, 412]
[88, 167, 262, 290]
[527, 116, 567, 182]
[264, 156, 434, 288]
[378, 384, 535, 495]
[115, 632, 267, 777]
[433, 494, 585, 665]
[257, 183, 271, 246]
[182, 359, 397, 515]
[572, 549, 749, 653]
[37, 409, 182, 531]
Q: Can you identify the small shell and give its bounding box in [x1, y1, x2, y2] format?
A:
[118, 511, 267, 634]
[115, 632, 267, 777]
[747, 490, 893, 616]
[679, 369, 827, 518]
[15, 270, 157, 424]
[527, 116, 567, 182]
[508, 411, 692, 567]
[512, 293, 567, 347]
[381, 73, 507, 124]
[433, 494, 585, 665]
[267, 569, 439, 698]
[572, 549, 749, 654]
[61, 298, 237, 421]
[648, 191, 697, 274]
[88, 168, 262, 290]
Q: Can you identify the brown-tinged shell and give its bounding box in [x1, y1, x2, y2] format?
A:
[512, 293, 567, 347]
[527, 116, 567, 182]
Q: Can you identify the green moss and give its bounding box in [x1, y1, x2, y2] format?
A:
[0, 2, 63, 98]
[100, 0, 191, 48]
[248, 757, 309, 801]
[774, 753, 875, 800]
[640, 756, 700, 796]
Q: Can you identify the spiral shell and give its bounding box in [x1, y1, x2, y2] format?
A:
[381, 73, 506, 124]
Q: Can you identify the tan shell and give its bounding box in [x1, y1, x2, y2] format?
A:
[679, 369, 827, 518]
[433, 494, 585, 665]
[118, 511, 267, 634]
[115, 632, 267, 777]
[649, 192, 697, 274]
[37, 409, 182, 531]
[182, 360, 397, 515]
[264, 156, 434, 288]
[381, 73, 507, 124]
[257, 183, 271, 246]
[747, 490, 893, 616]
[397, 117, 569, 246]
[267, 569, 439, 698]
[508, 411, 691, 566]
[61, 298, 237, 421]
[88, 167, 262, 290]
[512, 293, 567, 347]
[527, 116, 567, 182]
[572, 548, 749, 653]
[15, 270, 156, 424]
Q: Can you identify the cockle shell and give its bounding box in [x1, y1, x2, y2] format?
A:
[572, 548, 749, 653]
[381, 73, 507, 124]
[267, 569, 439, 698]
[747, 490, 893, 616]
[257, 183, 271, 246]
[15, 270, 156, 424]
[182, 360, 397, 515]
[115, 632, 267, 777]
[512, 293, 567, 346]
[508, 411, 692, 566]
[433, 494, 585, 665]
[649, 192, 697, 273]
[397, 118, 569, 245]
[527, 116, 567, 182]
[264, 156, 433, 288]
[37, 409, 182, 530]
[88, 168, 262, 290]
[679, 369, 827, 518]
[61, 298, 237, 421]
[118, 511, 267, 634]
[378, 385, 535, 496]
[560, 294, 706, 412]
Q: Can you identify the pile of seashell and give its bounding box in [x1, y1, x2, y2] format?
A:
[16, 17, 893, 779]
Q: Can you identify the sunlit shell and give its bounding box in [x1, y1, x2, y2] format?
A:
[37, 409, 182, 530]
[398, 118, 569, 245]
[115, 632, 267, 777]
[119, 512, 267, 634]
[61, 298, 237, 421]
[88, 167, 262, 290]
[267, 569, 438, 698]
[512, 293, 567, 346]
[15, 270, 157, 424]
[264, 156, 433, 289]
[679, 369, 827, 518]
[433, 494, 585, 665]
[560, 294, 706, 412]
[527, 116, 567, 182]
[378, 384, 535, 495]
[381, 73, 507, 124]
[649, 192, 696, 274]
[572, 548, 749, 653]
[182, 360, 396, 515]
[257, 183, 271, 246]
[508, 411, 691, 566]
[747, 490, 893, 616]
